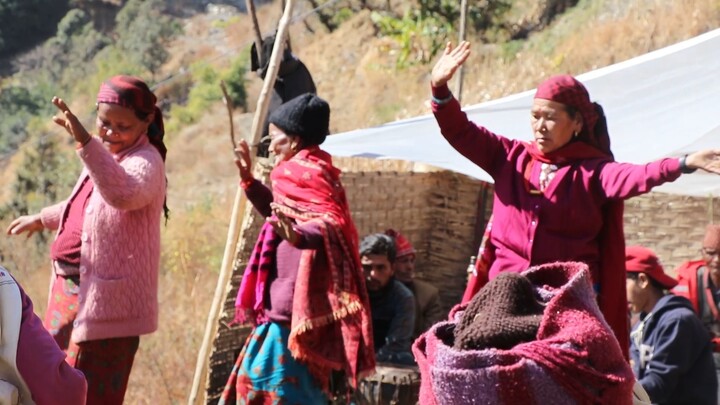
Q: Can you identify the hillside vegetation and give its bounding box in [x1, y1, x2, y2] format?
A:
[0, 0, 719, 403]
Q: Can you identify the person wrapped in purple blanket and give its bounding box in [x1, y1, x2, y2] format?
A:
[413, 261, 635, 405]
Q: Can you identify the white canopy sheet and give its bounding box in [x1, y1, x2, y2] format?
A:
[323, 29, 720, 196]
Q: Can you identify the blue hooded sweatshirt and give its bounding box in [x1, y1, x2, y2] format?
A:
[630, 294, 717, 405]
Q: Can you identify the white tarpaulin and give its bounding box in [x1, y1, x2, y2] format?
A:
[323, 29, 720, 196]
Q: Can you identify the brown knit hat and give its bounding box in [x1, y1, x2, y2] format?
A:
[703, 224, 720, 251]
[454, 272, 545, 351]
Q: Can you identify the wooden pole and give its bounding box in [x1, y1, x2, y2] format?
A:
[246, 0, 264, 65]
[454, 0, 469, 102]
[187, 1, 297, 403]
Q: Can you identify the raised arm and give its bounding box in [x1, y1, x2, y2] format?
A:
[236, 139, 274, 217]
[430, 42, 515, 177]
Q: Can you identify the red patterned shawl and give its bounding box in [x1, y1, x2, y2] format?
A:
[236, 146, 375, 392]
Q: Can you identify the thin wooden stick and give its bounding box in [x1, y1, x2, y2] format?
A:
[187, 1, 296, 403]
[219, 81, 240, 158]
[455, 0, 469, 102]
[246, 0, 264, 65]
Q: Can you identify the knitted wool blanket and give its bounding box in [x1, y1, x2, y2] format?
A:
[412, 262, 634, 405]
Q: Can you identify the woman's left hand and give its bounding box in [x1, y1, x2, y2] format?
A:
[268, 203, 298, 245]
[52, 97, 92, 145]
[686, 149, 720, 174]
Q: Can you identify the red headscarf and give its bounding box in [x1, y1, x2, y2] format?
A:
[96, 75, 167, 161]
[534, 74, 611, 157]
[236, 146, 375, 391]
[523, 75, 629, 359]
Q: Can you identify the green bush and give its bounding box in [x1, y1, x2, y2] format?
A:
[167, 62, 223, 132]
[222, 54, 249, 111]
[0, 84, 49, 154]
[0, 0, 70, 57]
[115, 0, 182, 75]
[371, 10, 454, 69]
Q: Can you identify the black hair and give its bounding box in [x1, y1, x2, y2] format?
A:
[626, 272, 666, 291]
[565, 103, 613, 159]
[359, 233, 396, 263]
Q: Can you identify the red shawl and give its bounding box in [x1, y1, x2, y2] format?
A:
[524, 141, 629, 360]
[236, 146, 375, 391]
[461, 218, 495, 303]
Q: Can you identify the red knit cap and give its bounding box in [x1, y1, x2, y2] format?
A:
[625, 246, 678, 289]
[385, 228, 415, 258]
[703, 224, 720, 251]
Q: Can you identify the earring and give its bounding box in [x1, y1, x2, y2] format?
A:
[573, 131, 579, 138]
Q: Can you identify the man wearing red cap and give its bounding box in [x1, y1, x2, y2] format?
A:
[626, 246, 716, 405]
[385, 229, 443, 338]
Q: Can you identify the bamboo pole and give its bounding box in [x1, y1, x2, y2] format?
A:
[246, 0, 264, 64]
[187, 1, 296, 403]
[455, 0, 469, 102]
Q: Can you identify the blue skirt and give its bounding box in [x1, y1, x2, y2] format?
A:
[219, 322, 328, 404]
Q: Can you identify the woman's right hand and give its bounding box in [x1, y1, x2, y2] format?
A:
[234, 139, 254, 182]
[51, 97, 92, 145]
[6, 214, 43, 238]
[430, 41, 471, 88]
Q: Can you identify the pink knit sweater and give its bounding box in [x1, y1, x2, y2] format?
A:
[40, 135, 166, 343]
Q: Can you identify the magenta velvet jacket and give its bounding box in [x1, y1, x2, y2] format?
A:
[432, 95, 682, 281]
[39, 135, 166, 343]
[16, 279, 87, 404]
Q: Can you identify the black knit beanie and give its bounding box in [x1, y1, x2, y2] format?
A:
[268, 93, 330, 146]
[454, 272, 545, 351]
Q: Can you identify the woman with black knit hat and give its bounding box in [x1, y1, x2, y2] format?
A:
[219, 93, 375, 403]
[6, 75, 168, 405]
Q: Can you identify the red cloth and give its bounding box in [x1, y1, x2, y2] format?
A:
[673, 260, 720, 351]
[44, 273, 137, 405]
[50, 176, 93, 266]
[461, 219, 495, 304]
[66, 337, 139, 405]
[415, 262, 634, 405]
[236, 146, 375, 391]
[234, 224, 281, 325]
[673, 260, 706, 312]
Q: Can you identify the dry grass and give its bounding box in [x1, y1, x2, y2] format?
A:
[3, 0, 720, 403]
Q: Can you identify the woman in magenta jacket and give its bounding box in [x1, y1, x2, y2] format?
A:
[431, 41, 720, 356]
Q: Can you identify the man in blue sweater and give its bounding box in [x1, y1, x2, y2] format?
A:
[360, 233, 416, 365]
[626, 245, 717, 405]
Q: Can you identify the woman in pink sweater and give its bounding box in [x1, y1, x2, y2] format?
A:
[431, 41, 720, 358]
[6, 76, 167, 405]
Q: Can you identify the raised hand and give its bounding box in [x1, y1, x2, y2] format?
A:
[431, 41, 471, 88]
[268, 203, 298, 245]
[234, 139, 254, 182]
[52, 97, 92, 145]
[686, 149, 720, 174]
[6, 214, 44, 238]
